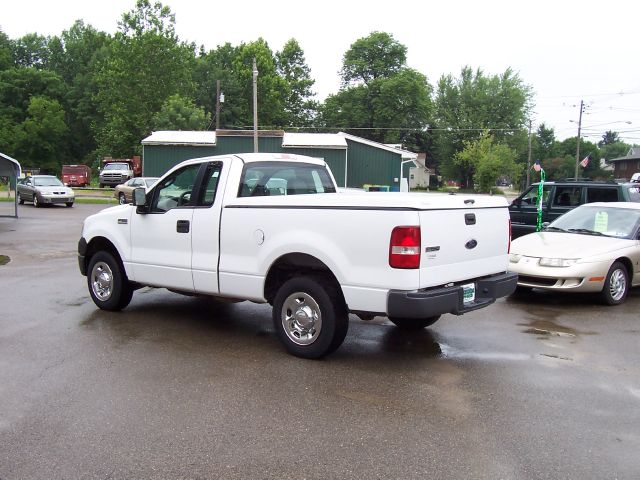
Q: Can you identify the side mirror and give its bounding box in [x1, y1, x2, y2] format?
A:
[541, 222, 550, 230]
[133, 187, 147, 213]
[512, 198, 522, 206]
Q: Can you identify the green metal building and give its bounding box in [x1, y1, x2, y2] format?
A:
[141, 130, 417, 190]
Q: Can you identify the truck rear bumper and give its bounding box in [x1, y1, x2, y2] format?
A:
[387, 272, 518, 318]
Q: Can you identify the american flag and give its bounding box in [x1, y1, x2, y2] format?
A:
[580, 155, 590, 168]
[532, 160, 542, 172]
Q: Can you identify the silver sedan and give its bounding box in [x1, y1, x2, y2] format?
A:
[17, 175, 75, 207]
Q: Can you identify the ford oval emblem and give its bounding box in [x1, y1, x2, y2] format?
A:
[465, 239, 478, 249]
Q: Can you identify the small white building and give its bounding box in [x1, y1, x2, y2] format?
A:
[409, 153, 434, 189]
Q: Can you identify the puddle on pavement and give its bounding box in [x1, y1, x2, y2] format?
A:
[0, 255, 9, 265]
[519, 319, 597, 339]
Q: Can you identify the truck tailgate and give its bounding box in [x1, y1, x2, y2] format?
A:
[419, 206, 510, 288]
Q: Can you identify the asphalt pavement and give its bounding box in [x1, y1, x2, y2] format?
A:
[1, 203, 639, 479]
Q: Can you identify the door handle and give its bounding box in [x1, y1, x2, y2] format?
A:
[176, 220, 190, 233]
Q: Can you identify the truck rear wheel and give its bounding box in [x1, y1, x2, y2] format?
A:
[388, 316, 441, 330]
[272, 276, 348, 359]
[87, 251, 133, 311]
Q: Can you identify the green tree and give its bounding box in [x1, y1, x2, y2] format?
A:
[451, 131, 521, 192]
[193, 43, 246, 129]
[276, 39, 317, 127]
[532, 123, 558, 161]
[11, 33, 51, 68]
[0, 29, 12, 70]
[92, 0, 195, 157]
[46, 21, 111, 163]
[321, 32, 432, 147]
[232, 38, 288, 128]
[434, 67, 532, 183]
[151, 94, 210, 130]
[598, 130, 629, 161]
[0, 68, 66, 157]
[12, 96, 69, 171]
[340, 31, 407, 85]
[540, 156, 575, 181]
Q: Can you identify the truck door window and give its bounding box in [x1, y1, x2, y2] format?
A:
[151, 163, 201, 213]
[198, 163, 222, 206]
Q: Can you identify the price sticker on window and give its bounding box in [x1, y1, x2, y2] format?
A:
[594, 211, 608, 233]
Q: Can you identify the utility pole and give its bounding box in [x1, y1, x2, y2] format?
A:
[526, 119, 532, 187]
[215, 80, 221, 130]
[574, 100, 584, 180]
[252, 58, 258, 153]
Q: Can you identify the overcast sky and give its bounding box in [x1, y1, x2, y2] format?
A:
[3, 0, 640, 146]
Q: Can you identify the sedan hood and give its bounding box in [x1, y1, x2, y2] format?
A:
[511, 232, 633, 258]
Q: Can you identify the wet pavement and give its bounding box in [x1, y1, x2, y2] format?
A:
[1, 203, 639, 479]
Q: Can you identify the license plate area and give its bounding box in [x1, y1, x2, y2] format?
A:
[462, 283, 476, 304]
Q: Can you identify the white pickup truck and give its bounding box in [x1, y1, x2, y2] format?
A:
[78, 153, 517, 358]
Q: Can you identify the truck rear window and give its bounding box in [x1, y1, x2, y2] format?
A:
[238, 162, 336, 197]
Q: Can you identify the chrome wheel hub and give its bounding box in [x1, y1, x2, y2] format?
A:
[609, 269, 626, 301]
[91, 261, 114, 301]
[282, 292, 322, 345]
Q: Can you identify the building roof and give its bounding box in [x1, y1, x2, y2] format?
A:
[142, 131, 217, 146]
[609, 147, 640, 162]
[282, 133, 347, 149]
[0, 152, 21, 177]
[338, 132, 418, 160]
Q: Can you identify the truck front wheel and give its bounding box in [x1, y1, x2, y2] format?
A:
[388, 316, 441, 330]
[273, 276, 348, 359]
[87, 251, 133, 311]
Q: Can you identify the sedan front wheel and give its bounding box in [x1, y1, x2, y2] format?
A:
[600, 261, 629, 306]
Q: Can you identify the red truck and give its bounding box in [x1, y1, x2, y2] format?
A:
[62, 165, 91, 187]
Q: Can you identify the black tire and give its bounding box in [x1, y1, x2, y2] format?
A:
[18, 193, 24, 205]
[87, 251, 133, 311]
[99, 183, 104, 188]
[33, 194, 40, 207]
[272, 276, 348, 359]
[388, 315, 441, 330]
[66, 202, 74, 208]
[118, 193, 127, 205]
[600, 261, 629, 306]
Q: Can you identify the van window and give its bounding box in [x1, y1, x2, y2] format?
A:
[586, 187, 619, 203]
[552, 187, 581, 207]
[519, 185, 551, 206]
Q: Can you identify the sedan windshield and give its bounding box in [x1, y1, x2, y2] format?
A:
[34, 177, 64, 187]
[551, 205, 640, 239]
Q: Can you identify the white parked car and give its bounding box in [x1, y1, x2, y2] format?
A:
[509, 202, 640, 305]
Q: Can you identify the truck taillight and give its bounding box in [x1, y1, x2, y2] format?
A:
[389, 226, 421, 269]
[508, 219, 512, 253]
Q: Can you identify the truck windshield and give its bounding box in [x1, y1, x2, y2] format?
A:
[104, 163, 130, 170]
[238, 162, 336, 197]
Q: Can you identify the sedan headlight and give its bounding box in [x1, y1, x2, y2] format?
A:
[539, 257, 578, 267]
